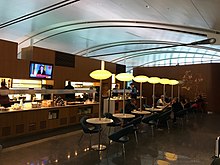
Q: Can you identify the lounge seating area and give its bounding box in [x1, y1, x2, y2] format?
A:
[0, 109, 219, 165]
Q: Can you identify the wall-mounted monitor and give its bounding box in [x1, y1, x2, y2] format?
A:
[29, 61, 53, 79]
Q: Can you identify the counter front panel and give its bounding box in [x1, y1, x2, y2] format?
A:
[0, 104, 99, 140]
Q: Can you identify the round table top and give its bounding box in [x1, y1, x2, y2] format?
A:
[145, 107, 163, 112]
[131, 110, 151, 115]
[113, 113, 135, 119]
[86, 118, 113, 124]
[156, 106, 165, 109]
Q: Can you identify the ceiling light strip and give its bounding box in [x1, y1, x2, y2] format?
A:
[0, 0, 80, 29]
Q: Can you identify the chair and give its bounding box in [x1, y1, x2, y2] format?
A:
[142, 113, 159, 136]
[211, 158, 220, 165]
[78, 116, 102, 148]
[104, 112, 122, 135]
[175, 109, 187, 126]
[122, 116, 142, 144]
[156, 109, 172, 130]
[108, 124, 134, 155]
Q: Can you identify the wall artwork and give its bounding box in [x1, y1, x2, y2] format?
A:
[181, 70, 206, 100]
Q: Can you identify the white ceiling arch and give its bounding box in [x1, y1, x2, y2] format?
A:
[1, 0, 220, 69]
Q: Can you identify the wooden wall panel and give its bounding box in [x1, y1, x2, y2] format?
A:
[134, 64, 219, 112]
[14, 59, 30, 79]
[0, 40, 119, 90]
[208, 64, 220, 112]
[0, 39, 18, 78]
[53, 55, 116, 89]
[32, 46, 55, 64]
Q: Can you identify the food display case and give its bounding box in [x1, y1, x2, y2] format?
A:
[65, 81, 99, 100]
[0, 88, 98, 140]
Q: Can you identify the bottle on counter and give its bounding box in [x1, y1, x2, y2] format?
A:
[20, 99, 23, 108]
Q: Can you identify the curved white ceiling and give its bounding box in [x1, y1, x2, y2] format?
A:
[1, 0, 220, 69]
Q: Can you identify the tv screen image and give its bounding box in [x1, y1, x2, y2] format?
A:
[29, 62, 53, 79]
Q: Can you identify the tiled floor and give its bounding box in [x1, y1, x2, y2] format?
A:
[0, 112, 219, 165]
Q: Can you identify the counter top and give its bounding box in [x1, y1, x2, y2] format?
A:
[0, 103, 99, 114]
[104, 96, 146, 101]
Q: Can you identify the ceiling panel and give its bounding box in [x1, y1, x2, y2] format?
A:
[0, 0, 220, 69]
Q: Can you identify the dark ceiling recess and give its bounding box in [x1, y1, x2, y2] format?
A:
[55, 51, 75, 68]
[116, 64, 126, 74]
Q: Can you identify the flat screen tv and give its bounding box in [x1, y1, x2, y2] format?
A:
[29, 61, 53, 79]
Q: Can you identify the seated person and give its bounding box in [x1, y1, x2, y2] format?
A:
[125, 98, 137, 114]
[156, 95, 167, 106]
[182, 98, 191, 109]
[171, 97, 183, 123]
[192, 95, 206, 112]
[123, 98, 137, 124]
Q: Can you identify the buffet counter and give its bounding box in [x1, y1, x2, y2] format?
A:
[0, 103, 99, 140]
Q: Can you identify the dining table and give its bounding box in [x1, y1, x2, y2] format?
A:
[131, 110, 151, 115]
[145, 107, 163, 112]
[86, 117, 113, 151]
[113, 113, 135, 119]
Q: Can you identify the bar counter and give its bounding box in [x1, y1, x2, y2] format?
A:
[0, 103, 99, 140]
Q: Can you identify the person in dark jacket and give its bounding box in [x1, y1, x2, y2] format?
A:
[0, 81, 10, 107]
[64, 81, 75, 101]
[125, 98, 137, 114]
[171, 97, 183, 123]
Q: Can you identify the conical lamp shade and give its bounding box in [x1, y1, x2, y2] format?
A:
[133, 75, 148, 83]
[116, 73, 134, 82]
[148, 77, 160, 84]
[89, 70, 112, 80]
[169, 79, 179, 85]
[160, 78, 170, 85]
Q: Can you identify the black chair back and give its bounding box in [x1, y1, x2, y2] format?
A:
[80, 116, 100, 134]
[211, 158, 220, 165]
[123, 116, 142, 127]
[109, 124, 133, 143]
[104, 112, 122, 126]
[80, 116, 90, 133]
[142, 113, 159, 124]
[104, 112, 113, 119]
[175, 109, 187, 117]
[157, 109, 172, 122]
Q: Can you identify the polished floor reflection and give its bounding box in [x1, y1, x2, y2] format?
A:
[0, 112, 219, 165]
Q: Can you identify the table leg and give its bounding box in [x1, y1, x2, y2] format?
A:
[91, 127, 107, 151]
